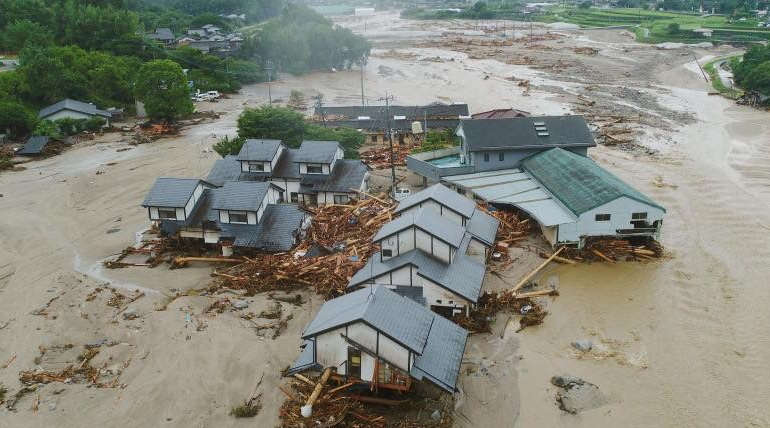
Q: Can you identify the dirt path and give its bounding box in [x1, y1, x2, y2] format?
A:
[0, 11, 768, 428]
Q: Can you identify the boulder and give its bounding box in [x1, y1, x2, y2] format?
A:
[571, 340, 593, 352]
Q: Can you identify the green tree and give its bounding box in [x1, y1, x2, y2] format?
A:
[0, 100, 36, 137]
[1, 20, 54, 51]
[303, 125, 363, 159]
[237, 106, 306, 146]
[742, 61, 770, 96]
[667, 23, 681, 34]
[134, 59, 194, 121]
[213, 135, 246, 157]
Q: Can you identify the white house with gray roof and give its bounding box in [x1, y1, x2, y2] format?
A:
[349, 184, 499, 316]
[208, 139, 369, 206]
[38, 99, 112, 127]
[288, 285, 468, 394]
[141, 178, 309, 252]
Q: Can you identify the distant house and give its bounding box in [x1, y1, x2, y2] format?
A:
[347, 184, 498, 316]
[407, 115, 596, 182]
[471, 108, 530, 119]
[38, 99, 112, 127]
[287, 285, 468, 394]
[16, 136, 52, 156]
[141, 178, 309, 252]
[207, 139, 369, 206]
[147, 27, 175, 45]
[692, 28, 713, 37]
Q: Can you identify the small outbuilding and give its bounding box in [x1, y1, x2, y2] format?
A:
[16, 136, 52, 156]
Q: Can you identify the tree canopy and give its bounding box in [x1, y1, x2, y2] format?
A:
[134, 59, 194, 121]
[733, 45, 770, 98]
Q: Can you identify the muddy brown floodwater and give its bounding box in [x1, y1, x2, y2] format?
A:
[0, 11, 768, 428]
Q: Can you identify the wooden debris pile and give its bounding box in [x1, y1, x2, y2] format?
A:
[360, 144, 415, 170]
[485, 206, 533, 265]
[573, 47, 599, 55]
[454, 292, 547, 334]
[278, 370, 453, 428]
[212, 197, 395, 298]
[566, 238, 662, 263]
[19, 345, 121, 388]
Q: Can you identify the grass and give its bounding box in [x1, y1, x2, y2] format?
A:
[536, 7, 770, 43]
[230, 400, 262, 418]
[0, 383, 7, 403]
[703, 56, 743, 99]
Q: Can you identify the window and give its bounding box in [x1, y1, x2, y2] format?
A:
[595, 214, 611, 222]
[248, 162, 264, 172]
[334, 194, 350, 204]
[229, 211, 248, 224]
[382, 249, 393, 257]
[372, 135, 378, 143]
[158, 208, 176, 219]
[483, 153, 490, 162]
[306, 164, 323, 174]
[436, 299, 442, 304]
[632, 212, 648, 220]
[290, 192, 298, 203]
[499, 152, 504, 161]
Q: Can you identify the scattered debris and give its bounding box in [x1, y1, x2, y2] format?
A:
[19, 344, 123, 388]
[551, 375, 607, 414]
[360, 144, 415, 170]
[571, 340, 593, 352]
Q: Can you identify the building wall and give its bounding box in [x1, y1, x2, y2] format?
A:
[371, 265, 413, 286]
[299, 162, 330, 175]
[316, 328, 349, 375]
[471, 146, 588, 172]
[420, 276, 470, 312]
[558, 196, 665, 243]
[271, 146, 284, 171]
[400, 201, 466, 226]
[43, 110, 109, 126]
[466, 238, 487, 263]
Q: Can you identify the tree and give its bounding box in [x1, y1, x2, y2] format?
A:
[667, 23, 681, 34]
[742, 61, 770, 96]
[213, 135, 246, 157]
[303, 125, 363, 159]
[0, 100, 36, 137]
[237, 106, 306, 146]
[134, 60, 193, 121]
[1, 20, 54, 51]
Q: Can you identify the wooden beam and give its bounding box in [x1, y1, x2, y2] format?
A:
[326, 382, 354, 396]
[591, 249, 615, 263]
[514, 288, 559, 298]
[305, 367, 332, 410]
[293, 373, 315, 386]
[511, 246, 565, 293]
[349, 395, 409, 406]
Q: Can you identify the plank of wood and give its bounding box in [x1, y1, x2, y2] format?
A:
[326, 382, 354, 396]
[514, 288, 559, 298]
[591, 249, 615, 263]
[173, 256, 243, 264]
[305, 367, 332, 408]
[279, 385, 296, 401]
[349, 395, 409, 406]
[511, 246, 565, 293]
[293, 373, 315, 386]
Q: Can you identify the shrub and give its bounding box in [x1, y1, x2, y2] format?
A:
[213, 135, 246, 157]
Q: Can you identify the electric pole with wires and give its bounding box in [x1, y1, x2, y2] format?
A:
[378, 93, 396, 196]
[265, 59, 273, 105]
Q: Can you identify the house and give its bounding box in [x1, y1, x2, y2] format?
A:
[147, 27, 175, 45]
[471, 108, 530, 119]
[314, 103, 470, 146]
[141, 178, 309, 252]
[288, 285, 468, 394]
[38, 99, 112, 127]
[407, 115, 596, 183]
[207, 139, 369, 206]
[693, 28, 713, 37]
[347, 184, 499, 316]
[442, 148, 665, 248]
[16, 136, 52, 156]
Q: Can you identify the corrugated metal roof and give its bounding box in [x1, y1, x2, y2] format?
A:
[459, 115, 595, 151]
[17, 136, 51, 155]
[236, 139, 282, 162]
[211, 181, 269, 212]
[521, 148, 666, 215]
[142, 178, 203, 208]
[294, 140, 340, 164]
[395, 183, 476, 218]
[410, 314, 468, 393]
[302, 286, 434, 353]
[372, 209, 465, 248]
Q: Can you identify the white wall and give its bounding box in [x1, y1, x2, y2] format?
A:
[316, 328, 348, 375]
[271, 145, 284, 171]
[270, 179, 301, 202]
[559, 196, 665, 244]
[43, 110, 109, 126]
[175, 208, 185, 220]
[371, 265, 414, 286]
[378, 333, 410, 371]
[420, 276, 470, 310]
[247, 211, 257, 224]
[466, 238, 487, 263]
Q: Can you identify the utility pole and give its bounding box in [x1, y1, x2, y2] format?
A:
[314, 94, 326, 128]
[378, 93, 396, 196]
[265, 59, 273, 105]
[360, 55, 367, 111]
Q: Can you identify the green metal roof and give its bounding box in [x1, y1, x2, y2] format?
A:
[521, 148, 665, 216]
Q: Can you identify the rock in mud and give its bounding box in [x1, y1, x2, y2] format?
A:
[232, 300, 249, 310]
[551, 375, 606, 414]
[571, 340, 593, 352]
[122, 309, 139, 320]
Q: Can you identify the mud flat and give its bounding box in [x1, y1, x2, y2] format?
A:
[1, 11, 769, 428]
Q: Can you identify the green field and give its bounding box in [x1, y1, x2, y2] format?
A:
[537, 7, 770, 43]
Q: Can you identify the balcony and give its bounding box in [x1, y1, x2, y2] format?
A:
[406, 147, 476, 181]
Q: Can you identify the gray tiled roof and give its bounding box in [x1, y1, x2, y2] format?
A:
[373, 209, 465, 248]
[395, 183, 477, 218]
[410, 314, 468, 393]
[459, 115, 595, 151]
[465, 209, 500, 246]
[38, 99, 111, 119]
[301, 159, 368, 193]
[302, 286, 434, 353]
[206, 155, 242, 186]
[148, 27, 174, 40]
[236, 139, 282, 162]
[316, 103, 469, 121]
[142, 178, 203, 208]
[348, 249, 485, 303]
[294, 140, 340, 163]
[17, 136, 51, 155]
[211, 181, 269, 212]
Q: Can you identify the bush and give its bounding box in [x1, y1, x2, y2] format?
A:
[213, 135, 246, 157]
[32, 120, 62, 139]
[667, 23, 680, 34]
[0, 100, 36, 138]
[83, 116, 106, 132]
[412, 128, 459, 154]
[237, 106, 306, 147]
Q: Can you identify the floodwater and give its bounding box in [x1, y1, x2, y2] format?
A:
[313, 12, 770, 427]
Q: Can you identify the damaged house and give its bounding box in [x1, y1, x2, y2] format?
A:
[141, 178, 309, 252]
[207, 139, 369, 206]
[407, 116, 665, 248]
[313, 103, 470, 146]
[346, 184, 499, 317]
[288, 285, 468, 394]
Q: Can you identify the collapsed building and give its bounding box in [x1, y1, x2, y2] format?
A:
[312, 103, 470, 145]
[407, 115, 666, 248]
